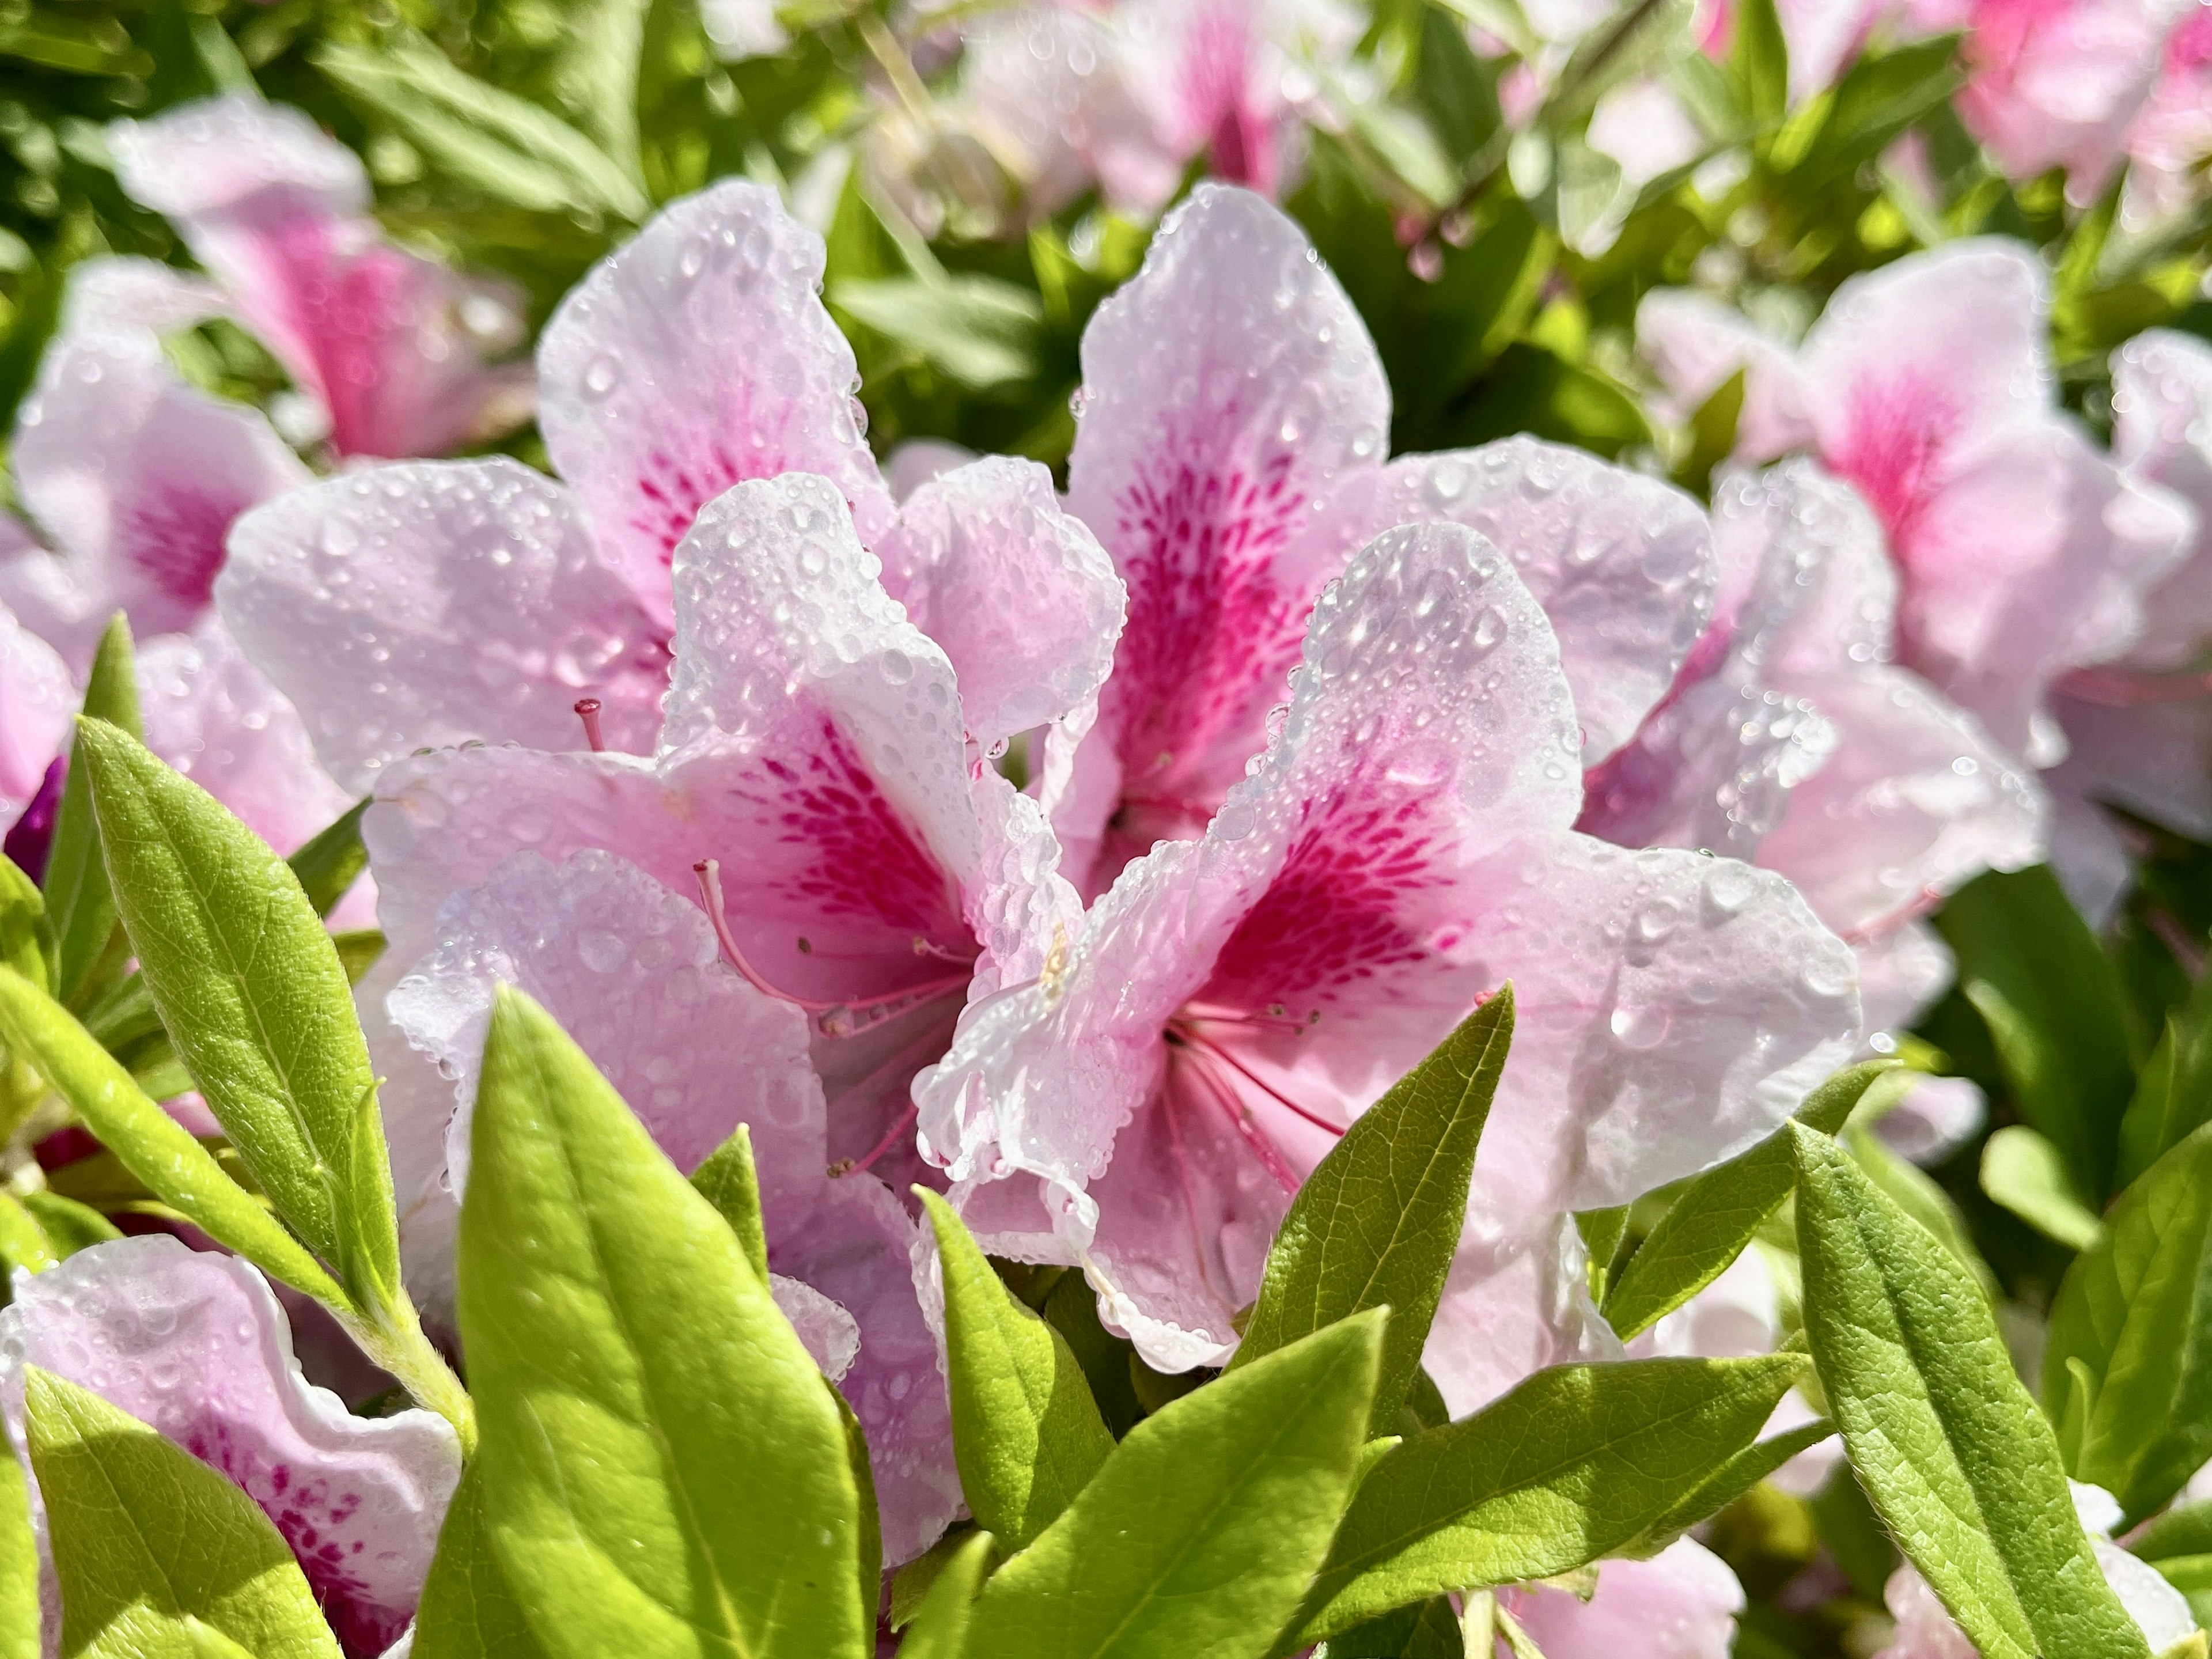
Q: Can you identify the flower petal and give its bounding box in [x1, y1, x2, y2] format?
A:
[767, 1275, 860, 1383]
[9, 330, 309, 654]
[1062, 184, 1391, 874]
[876, 456, 1127, 745]
[537, 180, 892, 607]
[60, 255, 226, 337]
[219, 459, 671, 791]
[1370, 438, 1718, 760]
[1504, 1537, 1745, 1659]
[0, 600, 72, 816]
[1423, 1205, 1620, 1417]
[1635, 289, 1815, 461]
[2111, 328, 2212, 671]
[0, 1234, 461, 1658]
[137, 621, 357, 863]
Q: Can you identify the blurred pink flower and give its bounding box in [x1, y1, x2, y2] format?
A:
[1501, 1537, 1747, 1659]
[108, 97, 531, 460]
[0, 1234, 461, 1658]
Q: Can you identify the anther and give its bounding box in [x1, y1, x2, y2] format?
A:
[573, 698, 605, 753]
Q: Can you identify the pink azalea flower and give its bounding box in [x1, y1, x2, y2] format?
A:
[1584, 461, 2044, 1032]
[380, 845, 960, 1564]
[1639, 242, 2196, 772]
[1904, 0, 2188, 200]
[1500, 1537, 1747, 1659]
[1052, 185, 1726, 897]
[0, 1234, 462, 1658]
[2050, 329, 2212, 914]
[2123, 1, 2212, 216]
[914, 520, 1861, 1372]
[107, 96, 531, 461]
[0, 594, 73, 827]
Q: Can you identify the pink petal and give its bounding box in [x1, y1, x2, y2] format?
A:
[0, 1234, 461, 1657]
[1369, 439, 1718, 761]
[2110, 328, 2212, 671]
[1421, 1205, 1620, 1419]
[2052, 688, 2212, 842]
[537, 181, 893, 611]
[218, 459, 671, 791]
[768, 1275, 861, 1383]
[1952, 0, 2179, 199]
[875, 457, 1127, 745]
[9, 330, 309, 653]
[109, 96, 527, 461]
[379, 845, 960, 1564]
[0, 600, 72, 816]
[1061, 184, 1390, 885]
[1873, 1073, 1988, 1165]
[137, 621, 356, 861]
[60, 255, 226, 337]
[1503, 1538, 1745, 1659]
[1635, 290, 1816, 461]
[1853, 919, 1959, 1035]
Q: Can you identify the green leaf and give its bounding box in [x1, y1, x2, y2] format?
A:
[1673, 367, 1745, 499]
[0, 1191, 55, 1277]
[899, 1529, 994, 1659]
[0, 965, 347, 1311]
[0, 855, 47, 993]
[1936, 865, 2134, 1201]
[2131, 1501, 2212, 1633]
[964, 1311, 1386, 1659]
[1413, 4, 1503, 170]
[1291, 1354, 1805, 1643]
[412, 1464, 552, 1659]
[1604, 1061, 1892, 1339]
[283, 799, 370, 919]
[46, 616, 141, 1007]
[1314, 1597, 1465, 1658]
[2045, 1122, 2212, 1523]
[1980, 1124, 2105, 1250]
[918, 1190, 1113, 1552]
[460, 985, 871, 1659]
[0, 1427, 37, 1659]
[1618, 1416, 1838, 1556]
[24, 1366, 342, 1659]
[76, 718, 398, 1312]
[20, 1190, 119, 1256]
[1844, 1125, 1996, 1296]
[2118, 967, 2212, 1191]
[313, 40, 648, 222]
[688, 1124, 769, 1283]
[1790, 1123, 2149, 1659]
[1232, 989, 1513, 1433]
[1730, 0, 1789, 127]
[831, 275, 1046, 392]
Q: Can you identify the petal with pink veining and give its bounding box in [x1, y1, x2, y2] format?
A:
[538, 180, 893, 608]
[1370, 438, 1718, 760]
[219, 459, 671, 791]
[1062, 184, 1391, 878]
[0, 1234, 460, 1658]
[875, 456, 1127, 745]
[10, 330, 309, 652]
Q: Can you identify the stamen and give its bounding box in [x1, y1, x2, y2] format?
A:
[573, 698, 606, 753]
[692, 858, 978, 1040]
[1177, 1043, 1301, 1194]
[1840, 882, 1943, 947]
[1176, 1025, 1346, 1141]
[838, 1099, 922, 1178]
[912, 935, 970, 963]
[1178, 1001, 1309, 1036]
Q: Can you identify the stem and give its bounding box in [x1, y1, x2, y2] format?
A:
[341, 1290, 478, 1457]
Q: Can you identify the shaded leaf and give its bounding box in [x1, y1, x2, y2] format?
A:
[899, 1529, 994, 1659]
[1980, 1124, 2104, 1251]
[2118, 967, 2212, 1191]
[46, 616, 139, 1007]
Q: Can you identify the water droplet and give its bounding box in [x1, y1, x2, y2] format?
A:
[1470, 608, 1506, 652]
[1608, 1004, 1669, 1049]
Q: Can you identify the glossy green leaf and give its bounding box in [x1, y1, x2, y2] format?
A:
[963, 1310, 1386, 1659]
[689, 1123, 769, 1283]
[2118, 967, 2212, 1191]
[46, 616, 139, 1006]
[1604, 1060, 1891, 1338]
[313, 41, 648, 221]
[0, 965, 346, 1311]
[24, 1366, 341, 1659]
[1232, 988, 1513, 1432]
[283, 798, 370, 919]
[918, 1189, 1113, 1552]
[1291, 1354, 1805, 1643]
[75, 718, 397, 1311]
[22, 1191, 121, 1256]
[1936, 865, 2134, 1201]
[898, 1529, 994, 1659]
[0, 1192, 55, 1278]
[0, 1433, 37, 1659]
[459, 985, 870, 1659]
[1731, 0, 1789, 127]
[1980, 1124, 2104, 1250]
[1790, 1123, 2148, 1659]
[0, 855, 46, 993]
[2046, 1122, 2212, 1522]
[412, 1464, 551, 1659]
[1844, 1125, 1996, 1295]
[1619, 1416, 1838, 1556]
